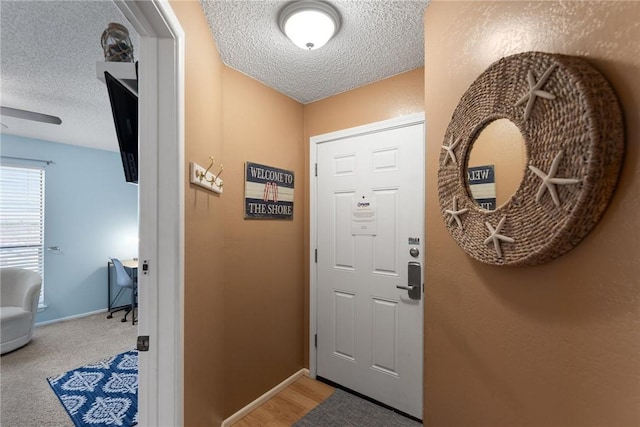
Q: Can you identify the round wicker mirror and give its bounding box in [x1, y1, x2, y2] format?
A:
[438, 52, 624, 266]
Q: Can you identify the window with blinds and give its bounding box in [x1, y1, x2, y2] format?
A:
[0, 164, 45, 306]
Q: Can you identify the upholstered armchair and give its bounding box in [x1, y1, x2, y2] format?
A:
[1, 268, 42, 354]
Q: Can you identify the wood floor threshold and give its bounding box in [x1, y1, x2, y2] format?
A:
[224, 373, 334, 427]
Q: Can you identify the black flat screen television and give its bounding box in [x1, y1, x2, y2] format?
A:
[105, 70, 138, 184]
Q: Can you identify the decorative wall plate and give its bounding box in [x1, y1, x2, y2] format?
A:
[438, 52, 624, 266]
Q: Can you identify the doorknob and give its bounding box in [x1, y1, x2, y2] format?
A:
[397, 261, 421, 300]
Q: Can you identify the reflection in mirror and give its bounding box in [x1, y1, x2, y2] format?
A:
[466, 119, 526, 210]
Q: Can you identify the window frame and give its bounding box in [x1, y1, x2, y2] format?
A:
[0, 163, 46, 307]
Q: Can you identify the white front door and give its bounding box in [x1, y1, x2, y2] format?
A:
[313, 115, 425, 419]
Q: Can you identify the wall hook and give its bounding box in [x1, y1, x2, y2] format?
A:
[209, 164, 224, 188]
[196, 156, 215, 182]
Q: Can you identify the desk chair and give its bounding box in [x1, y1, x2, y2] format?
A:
[109, 258, 137, 325]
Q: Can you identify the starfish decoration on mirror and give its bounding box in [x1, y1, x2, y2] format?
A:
[445, 196, 469, 229]
[441, 135, 461, 166]
[515, 64, 557, 122]
[528, 150, 581, 207]
[483, 215, 514, 259]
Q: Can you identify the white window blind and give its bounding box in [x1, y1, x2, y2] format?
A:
[0, 164, 45, 306]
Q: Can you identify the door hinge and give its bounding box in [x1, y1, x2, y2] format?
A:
[314, 334, 317, 348]
[315, 163, 318, 177]
[315, 249, 318, 263]
[137, 335, 150, 352]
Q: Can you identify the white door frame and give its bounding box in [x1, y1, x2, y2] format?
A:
[113, 1, 184, 426]
[309, 113, 425, 378]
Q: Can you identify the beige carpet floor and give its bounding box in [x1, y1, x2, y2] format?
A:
[1, 310, 137, 427]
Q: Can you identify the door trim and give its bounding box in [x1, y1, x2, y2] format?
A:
[309, 113, 425, 378]
[112, 1, 184, 426]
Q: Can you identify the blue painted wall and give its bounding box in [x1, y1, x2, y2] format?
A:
[1, 135, 138, 323]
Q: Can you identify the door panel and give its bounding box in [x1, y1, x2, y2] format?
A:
[315, 120, 424, 418]
[372, 297, 398, 375]
[334, 291, 356, 360]
[372, 189, 398, 274]
[334, 192, 356, 269]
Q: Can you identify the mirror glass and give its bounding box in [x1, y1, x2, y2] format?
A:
[466, 119, 526, 210]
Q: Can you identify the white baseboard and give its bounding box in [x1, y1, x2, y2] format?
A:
[221, 368, 310, 427]
[35, 308, 108, 327]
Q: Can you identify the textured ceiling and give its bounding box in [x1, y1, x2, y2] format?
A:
[200, 0, 429, 104]
[0, 1, 428, 152]
[0, 1, 138, 152]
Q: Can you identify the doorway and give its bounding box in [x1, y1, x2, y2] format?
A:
[113, 1, 184, 425]
[310, 113, 425, 419]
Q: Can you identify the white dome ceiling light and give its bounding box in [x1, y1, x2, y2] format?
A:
[278, 0, 341, 50]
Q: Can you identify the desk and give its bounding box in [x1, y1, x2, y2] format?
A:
[107, 259, 138, 315]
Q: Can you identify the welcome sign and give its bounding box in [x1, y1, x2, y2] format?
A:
[244, 162, 294, 219]
[467, 164, 496, 210]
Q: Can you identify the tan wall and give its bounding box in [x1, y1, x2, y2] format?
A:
[173, 2, 306, 421]
[172, 14, 423, 414]
[302, 68, 425, 365]
[424, 2, 640, 426]
[170, 1, 226, 426]
[222, 68, 305, 416]
[304, 68, 425, 137]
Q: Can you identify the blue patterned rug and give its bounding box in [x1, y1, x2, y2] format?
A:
[47, 350, 138, 427]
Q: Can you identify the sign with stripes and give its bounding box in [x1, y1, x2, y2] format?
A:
[244, 162, 294, 219]
[467, 164, 496, 210]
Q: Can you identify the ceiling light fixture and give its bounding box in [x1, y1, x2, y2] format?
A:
[278, 0, 341, 51]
